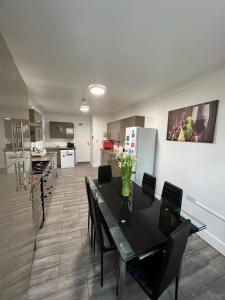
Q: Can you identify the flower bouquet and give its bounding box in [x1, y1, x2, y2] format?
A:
[116, 152, 136, 197]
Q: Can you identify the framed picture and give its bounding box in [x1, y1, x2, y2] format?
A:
[166, 100, 218, 143]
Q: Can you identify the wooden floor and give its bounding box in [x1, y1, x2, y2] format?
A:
[28, 163, 225, 300]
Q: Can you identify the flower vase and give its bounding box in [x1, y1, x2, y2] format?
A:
[120, 196, 129, 224]
[122, 177, 131, 197]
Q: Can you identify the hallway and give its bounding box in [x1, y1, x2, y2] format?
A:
[28, 164, 225, 300]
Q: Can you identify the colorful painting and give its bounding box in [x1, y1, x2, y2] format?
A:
[166, 100, 218, 143]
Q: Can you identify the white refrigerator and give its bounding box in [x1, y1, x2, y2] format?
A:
[125, 127, 156, 186]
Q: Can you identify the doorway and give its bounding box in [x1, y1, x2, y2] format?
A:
[75, 123, 90, 162]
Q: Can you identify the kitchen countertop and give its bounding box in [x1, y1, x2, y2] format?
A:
[101, 148, 119, 157]
[45, 147, 76, 150]
[31, 152, 56, 162]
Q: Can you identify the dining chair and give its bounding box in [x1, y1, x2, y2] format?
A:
[85, 176, 95, 250]
[142, 173, 156, 196]
[161, 181, 183, 210]
[127, 219, 191, 300]
[98, 165, 112, 184]
[89, 181, 116, 287]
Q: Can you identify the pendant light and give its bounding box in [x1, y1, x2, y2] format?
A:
[80, 97, 90, 112]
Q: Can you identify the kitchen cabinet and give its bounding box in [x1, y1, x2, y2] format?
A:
[100, 149, 121, 177]
[101, 149, 112, 165]
[111, 155, 121, 177]
[49, 121, 74, 139]
[30, 123, 43, 142]
[0, 32, 35, 299]
[107, 116, 145, 141]
[31, 181, 43, 232]
[29, 108, 42, 124]
[29, 109, 43, 142]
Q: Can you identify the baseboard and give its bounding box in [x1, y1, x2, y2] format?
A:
[198, 230, 225, 257]
[155, 192, 225, 257]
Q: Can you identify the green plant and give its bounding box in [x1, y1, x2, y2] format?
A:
[116, 152, 136, 197]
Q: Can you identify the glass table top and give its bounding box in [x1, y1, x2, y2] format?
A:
[88, 177, 206, 262]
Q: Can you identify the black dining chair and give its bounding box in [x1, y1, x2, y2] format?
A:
[85, 176, 95, 250]
[142, 173, 156, 196]
[127, 219, 191, 300]
[161, 181, 183, 210]
[88, 179, 116, 287]
[98, 165, 112, 184]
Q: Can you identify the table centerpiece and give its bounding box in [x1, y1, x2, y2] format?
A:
[116, 152, 136, 197]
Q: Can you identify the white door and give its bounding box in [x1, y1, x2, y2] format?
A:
[75, 123, 90, 162]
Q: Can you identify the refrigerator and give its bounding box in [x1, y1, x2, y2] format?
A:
[125, 127, 156, 186]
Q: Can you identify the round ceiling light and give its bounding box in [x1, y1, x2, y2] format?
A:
[88, 84, 106, 96]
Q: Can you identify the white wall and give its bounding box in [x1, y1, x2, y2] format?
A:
[113, 69, 225, 256]
[44, 112, 91, 148]
[91, 114, 112, 167]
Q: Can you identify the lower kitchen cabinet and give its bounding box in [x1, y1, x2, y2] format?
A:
[31, 180, 43, 232]
[100, 149, 121, 177]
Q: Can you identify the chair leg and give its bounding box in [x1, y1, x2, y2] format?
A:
[175, 274, 179, 300]
[101, 251, 103, 287]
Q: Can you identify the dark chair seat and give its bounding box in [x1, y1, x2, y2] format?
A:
[127, 251, 164, 298]
[98, 165, 112, 184]
[101, 221, 115, 251]
[161, 181, 183, 210]
[127, 220, 191, 300]
[142, 173, 156, 197]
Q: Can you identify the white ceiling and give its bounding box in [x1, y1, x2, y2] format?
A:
[0, 0, 225, 115]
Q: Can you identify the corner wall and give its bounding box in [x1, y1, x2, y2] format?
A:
[113, 70, 225, 255]
[91, 114, 112, 167]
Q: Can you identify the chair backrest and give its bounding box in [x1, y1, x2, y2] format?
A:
[98, 165, 112, 184]
[85, 176, 94, 223]
[161, 181, 183, 210]
[142, 173, 156, 196]
[154, 219, 191, 297]
[88, 181, 104, 248]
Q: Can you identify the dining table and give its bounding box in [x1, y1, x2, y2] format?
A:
[88, 176, 206, 300]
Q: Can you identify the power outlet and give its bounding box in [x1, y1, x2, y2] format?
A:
[186, 194, 196, 203]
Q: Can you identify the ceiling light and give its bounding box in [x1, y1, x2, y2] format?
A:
[88, 84, 106, 96]
[80, 97, 90, 112]
[4, 117, 11, 120]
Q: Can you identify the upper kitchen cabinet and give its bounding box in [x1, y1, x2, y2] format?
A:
[49, 121, 74, 139]
[29, 108, 42, 124]
[29, 109, 43, 142]
[107, 116, 145, 141]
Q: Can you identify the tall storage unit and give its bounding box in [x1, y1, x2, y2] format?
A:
[0, 32, 35, 299]
[125, 127, 157, 186]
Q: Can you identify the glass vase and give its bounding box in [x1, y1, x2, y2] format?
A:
[122, 177, 131, 197]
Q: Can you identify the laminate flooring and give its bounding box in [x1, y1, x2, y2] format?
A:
[28, 163, 225, 300]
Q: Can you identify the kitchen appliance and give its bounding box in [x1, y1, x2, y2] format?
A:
[67, 142, 74, 148]
[103, 140, 113, 149]
[125, 127, 156, 186]
[32, 160, 54, 222]
[60, 149, 75, 168]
